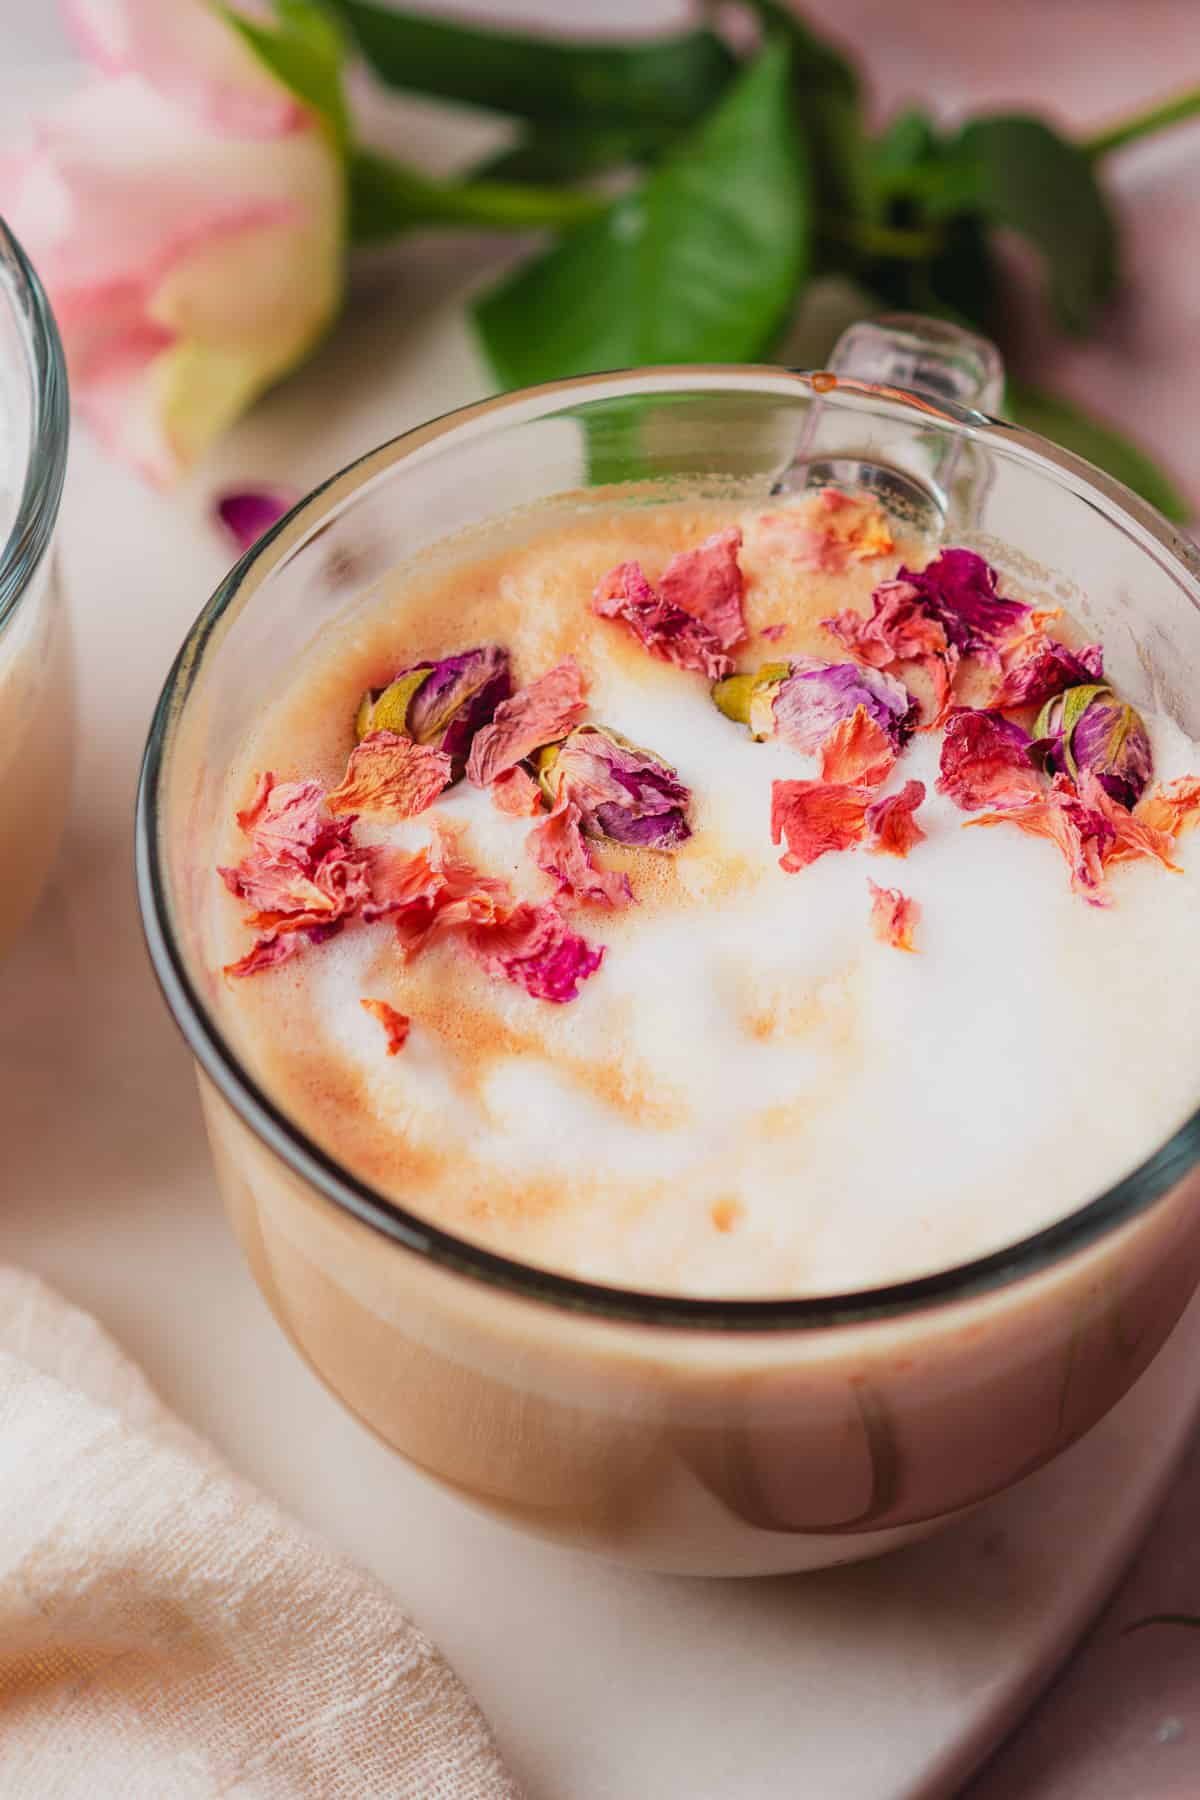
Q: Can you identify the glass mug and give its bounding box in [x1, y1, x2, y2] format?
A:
[0, 221, 71, 958]
[138, 315, 1200, 1576]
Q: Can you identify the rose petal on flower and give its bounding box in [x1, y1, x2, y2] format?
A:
[215, 485, 298, 553]
[542, 724, 691, 851]
[223, 930, 303, 980]
[899, 548, 1031, 668]
[326, 732, 452, 819]
[757, 489, 894, 573]
[824, 578, 950, 669]
[528, 799, 632, 908]
[965, 774, 1115, 907]
[362, 645, 512, 779]
[771, 661, 915, 757]
[867, 879, 920, 952]
[818, 707, 896, 789]
[658, 526, 747, 650]
[592, 561, 733, 680]
[360, 997, 411, 1056]
[990, 638, 1104, 709]
[466, 658, 589, 787]
[468, 902, 604, 1004]
[491, 766, 544, 816]
[1139, 776, 1200, 838]
[866, 781, 927, 858]
[937, 709, 1042, 812]
[770, 780, 871, 873]
[1037, 684, 1153, 809]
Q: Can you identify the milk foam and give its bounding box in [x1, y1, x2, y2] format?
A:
[217, 504, 1200, 1297]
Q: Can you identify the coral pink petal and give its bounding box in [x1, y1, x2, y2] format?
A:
[659, 527, 747, 650]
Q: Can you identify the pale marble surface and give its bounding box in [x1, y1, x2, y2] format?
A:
[2, 4, 1200, 1796]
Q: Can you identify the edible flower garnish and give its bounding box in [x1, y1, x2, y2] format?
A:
[989, 637, 1104, 709]
[817, 707, 895, 788]
[866, 781, 927, 857]
[756, 487, 894, 573]
[657, 526, 747, 650]
[965, 770, 1178, 907]
[355, 645, 511, 779]
[867, 880, 920, 951]
[467, 901, 604, 1003]
[528, 799, 632, 908]
[215, 486, 298, 553]
[936, 709, 1042, 812]
[466, 658, 588, 787]
[326, 733, 452, 819]
[823, 579, 957, 728]
[491, 765, 544, 816]
[362, 825, 509, 956]
[1034, 683, 1153, 809]
[360, 998, 411, 1055]
[718, 658, 915, 753]
[899, 549, 1032, 668]
[770, 780, 871, 873]
[592, 561, 734, 679]
[1139, 776, 1200, 838]
[538, 723, 691, 850]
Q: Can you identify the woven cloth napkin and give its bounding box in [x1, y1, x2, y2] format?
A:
[0, 1268, 521, 1799]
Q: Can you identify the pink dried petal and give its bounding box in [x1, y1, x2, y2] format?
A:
[658, 526, 747, 650]
[468, 902, 604, 1003]
[491, 766, 544, 816]
[866, 781, 927, 858]
[990, 639, 1104, 709]
[223, 931, 303, 980]
[528, 799, 632, 908]
[215, 484, 299, 552]
[965, 774, 1115, 907]
[326, 733, 452, 819]
[1078, 772, 1180, 873]
[592, 562, 733, 680]
[937, 709, 1042, 812]
[817, 708, 896, 789]
[1139, 776, 1200, 838]
[759, 488, 894, 573]
[760, 622, 787, 643]
[770, 780, 871, 873]
[867, 880, 920, 951]
[360, 998, 411, 1055]
[466, 658, 589, 787]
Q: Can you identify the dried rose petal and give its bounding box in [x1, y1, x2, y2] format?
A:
[529, 799, 632, 907]
[936, 709, 1042, 812]
[491, 765, 544, 816]
[867, 879, 920, 952]
[326, 732, 452, 819]
[755, 658, 915, 754]
[757, 489, 894, 573]
[866, 781, 927, 857]
[1079, 771, 1180, 873]
[592, 561, 733, 680]
[539, 723, 691, 850]
[234, 774, 345, 861]
[899, 549, 1031, 668]
[364, 827, 509, 957]
[990, 638, 1104, 709]
[760, 622, 787, 643]
[1139, 776, 1200, 838]
[215, 485, 298, 553]
[1035, 683, 1153, 809]
[771, 780, 871, 873]
[468, 901, 604, 1003]
[360, 997, 411, 1055]
[818, 707, 896, 789]
[223, 932, 304, 980]
[466, 658, 588, 787]
[357, 646, 511, 779]
[823, 579, 958, 728]
[658, 526, 747, 650]
[966, 774, 1115, 907]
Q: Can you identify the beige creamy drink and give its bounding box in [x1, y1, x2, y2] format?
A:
[210, 490, 1200, 1301]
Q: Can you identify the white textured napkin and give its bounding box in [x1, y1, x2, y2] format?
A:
[0, 1268, 521, 1798]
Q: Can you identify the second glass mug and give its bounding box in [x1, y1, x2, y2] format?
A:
[138, 316, 1200, 1576]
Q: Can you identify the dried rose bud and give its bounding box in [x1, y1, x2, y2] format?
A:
[355, 645, 511, 777]
[538, 724, 690, 851]
[713, 658, 914, 752]
[1034, 683, 1153, 810]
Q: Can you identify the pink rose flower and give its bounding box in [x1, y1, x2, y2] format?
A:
[0, 0, 343, 482]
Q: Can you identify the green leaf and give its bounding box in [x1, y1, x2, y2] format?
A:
[223, 0, 348, 148]
[927, 117, 1118, 334]
[347, 147, 607, 243]
[323, 0, 734, 126]
[871, 107, 939, 191]
[473, 40, 810, 389]
[1006, 382, 1189, 522]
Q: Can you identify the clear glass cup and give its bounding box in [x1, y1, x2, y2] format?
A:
[137, 316, 1200, 1576]
[0, 220, 72, 957]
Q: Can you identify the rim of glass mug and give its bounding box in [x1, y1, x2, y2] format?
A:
[136, 363, 1200, 1332]
[0, 220, 69, 638]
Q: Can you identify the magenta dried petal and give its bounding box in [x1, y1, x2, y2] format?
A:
[771, 659, 916, 755]
[545, 724, 691, 851]
[1037, 684, 1153, 809]
[401, 644, 512, 775]
[469, 901, 604, 1003]
[592, 561, 733, 679]
[658, 526, 747, 650]
[215, 486, 299, 553]
[900, 548, 1031, 667]
[992, 639, 1105, 709]
[937, 708, 1042, 812]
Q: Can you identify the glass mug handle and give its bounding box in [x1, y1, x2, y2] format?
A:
[787, 310, 1006, 530]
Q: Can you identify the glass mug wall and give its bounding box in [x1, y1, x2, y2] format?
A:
[0, 221, 71, 957]
[139, 319, 1200, 1575]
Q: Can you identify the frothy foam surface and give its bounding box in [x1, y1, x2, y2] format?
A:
[213, 500, 1200, 1297]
